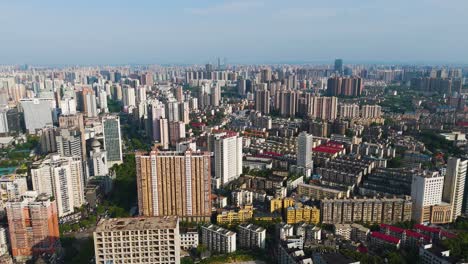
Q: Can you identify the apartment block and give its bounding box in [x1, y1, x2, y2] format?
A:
[201, 224, 236, 253]
[6, 192, 59, 262]
[321, 196, 412, 224]
[136, 149, 211, 222]
[238, 223, 266, 249]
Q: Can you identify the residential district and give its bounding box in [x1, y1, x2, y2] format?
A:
[0, 61, 467, 264]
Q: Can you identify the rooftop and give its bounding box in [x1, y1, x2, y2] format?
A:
[313, 141, 344, 155]
[371, 232, 400, 244]
[95, 216, 178, 232]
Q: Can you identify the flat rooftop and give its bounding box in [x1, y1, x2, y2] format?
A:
[96, 216, 178, 232]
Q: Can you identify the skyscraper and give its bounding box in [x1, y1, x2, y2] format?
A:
[443, 157, 467, 220]
[214, 132, 243, 186]
[334, 59, 343, 74]
[135, 149, 212, 222]
[6, 191, 60, 262]
[296, 132, 313, 169]
[255, 88, 270, 115]
[102, 115, 123, 166]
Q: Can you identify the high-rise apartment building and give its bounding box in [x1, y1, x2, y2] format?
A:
[210, 85, 221, 107]
[214, 132, 243, 186]
[136, 149, 212, 222]
[122, 86, 136, 108]
[296, 132, 313, 169]
[31, 154, 85, 217]
[361, 105, 382, 119]
[327, 77, 363, 97]
[167, 101, 180, 122]
[169, 121, 186, 147]
[94, 216, 180, 264]
[6, 192, 60, 262]
[201, 224, 236, 253]
[178, 101, 190, 124]
[443, 157, 467, 220]
[306, 96, 338, 120]
[339, 104, 360, 119]
[55, 128, 83, 160]
[255, 88, 270, 115]
[58, 113, 86, 160]
[102, 115, 123, 166]
[79, 87, 98, 117]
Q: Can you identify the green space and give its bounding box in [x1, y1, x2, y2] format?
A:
[198, 250, 270, 264]
[416, 130, 463, 156]
[61, 236, 95, 263]
[108, 99, 122, 113]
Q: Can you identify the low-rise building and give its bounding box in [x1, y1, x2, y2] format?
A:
[201, 224, 236, 253]
[286, 205, 320, 225]
[238, 223, 266, 249]
[297, 183, 348, 200]
[180, 228, 199, 250]
[369, 232, 400, 250]
[216, 205, 253, 224]
[350, 223, 370, 242]
[334, 224, 351, 240]
[419, 244, 457, 264]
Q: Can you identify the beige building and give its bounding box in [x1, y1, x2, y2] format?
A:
[94, 216, 180, 264]
[136, 149, 212, 222]
[321, 196, 412, 224]
[297, 183, 348, 200]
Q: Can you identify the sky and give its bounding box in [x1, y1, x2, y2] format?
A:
[0, 0, 467, 65]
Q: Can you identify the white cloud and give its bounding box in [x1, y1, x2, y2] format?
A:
[185, 0, 264, 15]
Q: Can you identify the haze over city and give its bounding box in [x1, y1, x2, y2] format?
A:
[1, 1, 468, 264]
[1, 0, 468, 65]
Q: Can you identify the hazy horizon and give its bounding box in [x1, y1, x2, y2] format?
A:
[1, 0, 467, 65]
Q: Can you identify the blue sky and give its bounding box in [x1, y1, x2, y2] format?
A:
[1, 0, 467, 65]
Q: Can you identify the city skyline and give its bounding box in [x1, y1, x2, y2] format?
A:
[1, 0, 468, 65]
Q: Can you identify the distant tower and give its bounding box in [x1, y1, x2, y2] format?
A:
[297, 132, 313, 169]
[334, 59, 343, 75]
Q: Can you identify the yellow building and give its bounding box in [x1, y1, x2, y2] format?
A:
[217, 205, 254, 224]
[270, 197, 295, 213]
[286, 205, 320, 224]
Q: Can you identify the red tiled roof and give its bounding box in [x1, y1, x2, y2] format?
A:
[441, 231, 457, 239]
[371, 232, 400, 244]
[313, 142, 345, 154]
[415, 224, 440, 234]
[405, 230, 430, 241]
[380, 224, 405, 234]
[456, 121, 468, 127]
[357, 244, 368, 253]
[190, 122, 205, 128]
